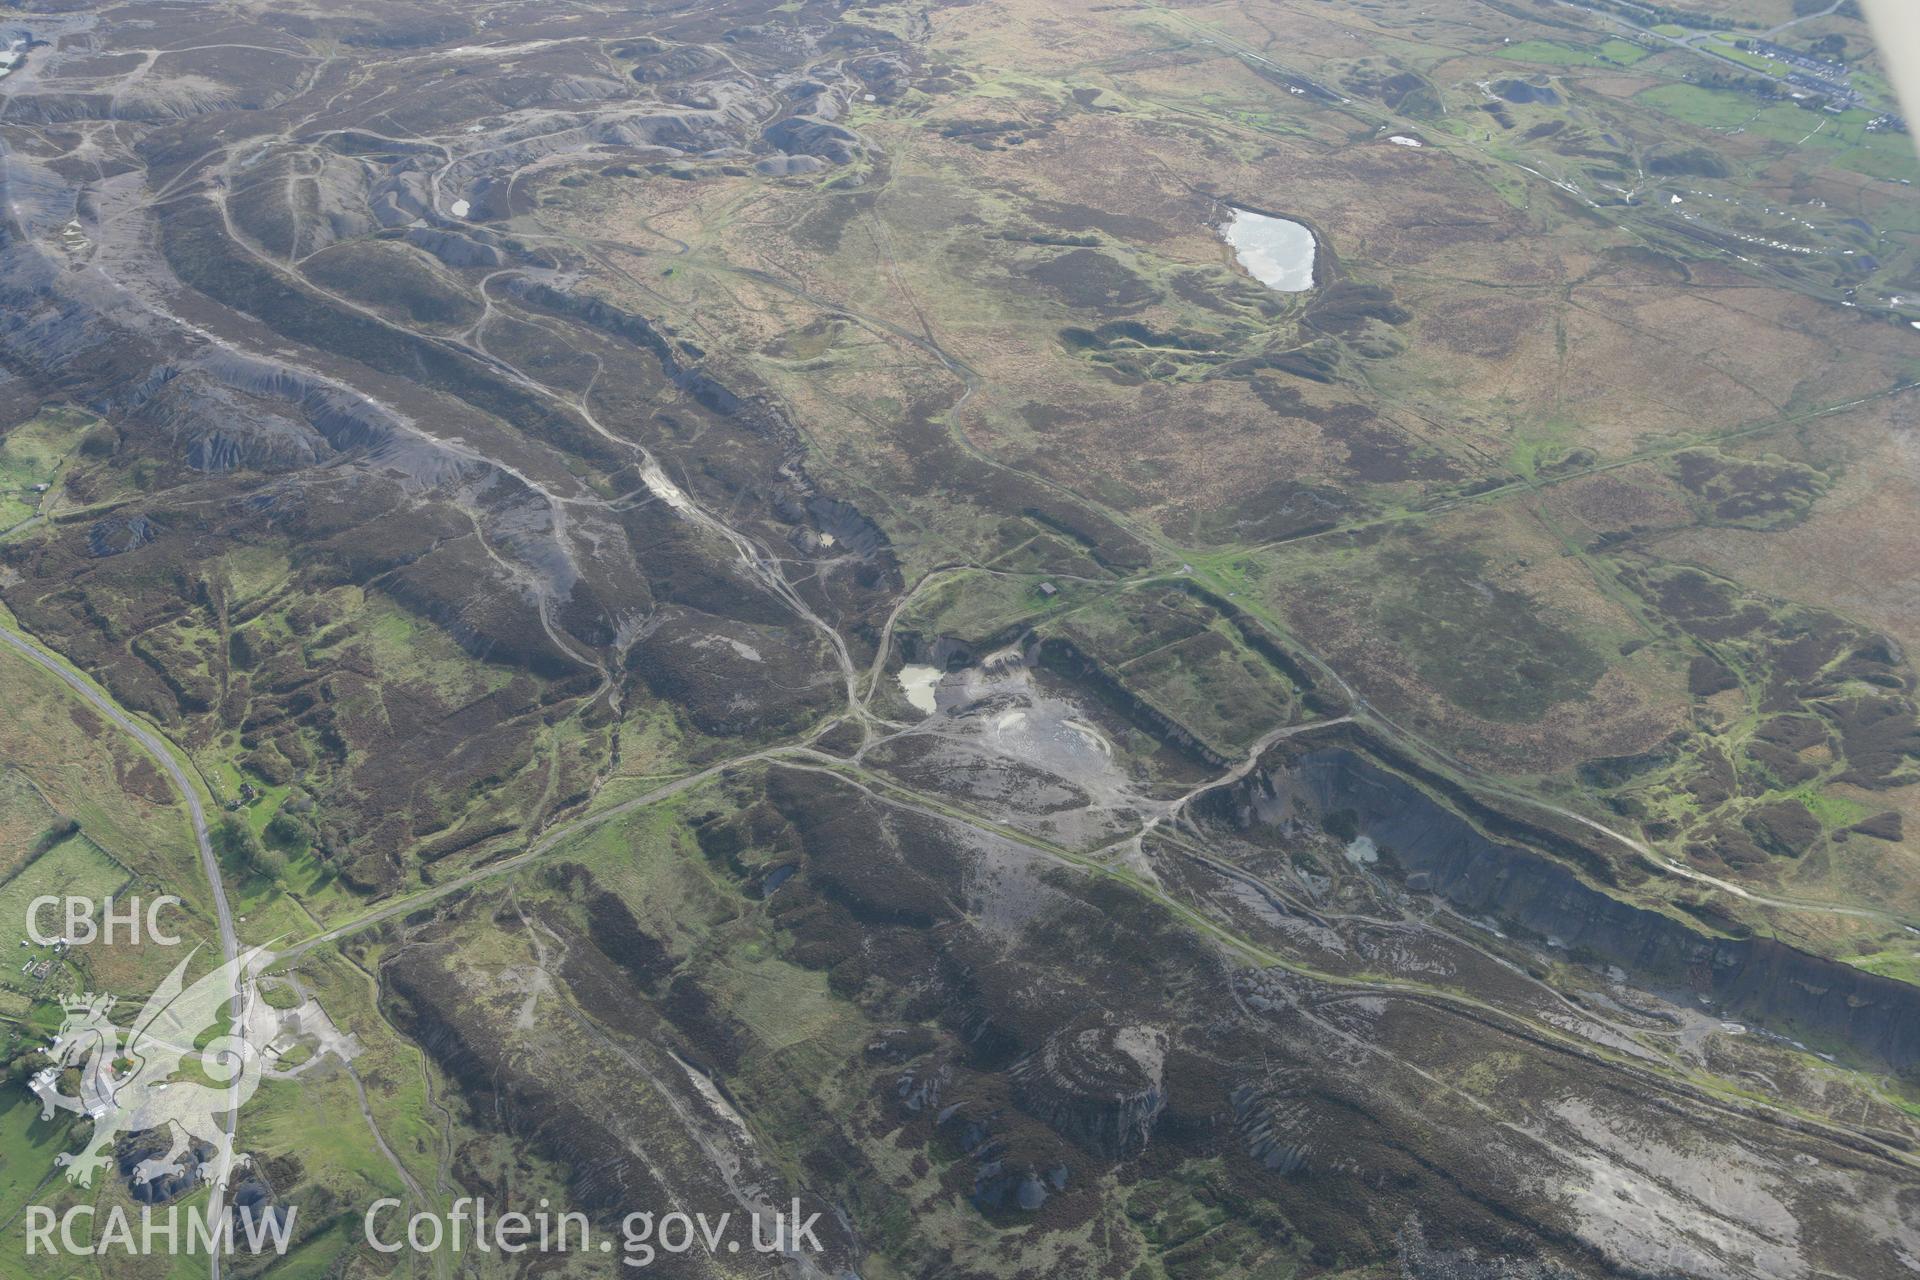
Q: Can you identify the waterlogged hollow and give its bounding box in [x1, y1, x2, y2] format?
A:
[1222, 209, 1316, 293]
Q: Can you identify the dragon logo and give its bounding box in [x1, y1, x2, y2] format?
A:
[32, 946, 280, 1192]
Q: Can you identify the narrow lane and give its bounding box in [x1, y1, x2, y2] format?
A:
[0, 624, 235, 952]
[0, 622, 243, 1279]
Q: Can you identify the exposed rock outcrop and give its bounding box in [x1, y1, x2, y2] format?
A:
[1010, 1017, 1167, 1159]
[1200, 733, 1920, 1076]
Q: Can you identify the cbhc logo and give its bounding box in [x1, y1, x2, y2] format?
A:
[27, 896, 184, 946]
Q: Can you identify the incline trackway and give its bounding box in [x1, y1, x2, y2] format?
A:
[270, 745, 797, 967]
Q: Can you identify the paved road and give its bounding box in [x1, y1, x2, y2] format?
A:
[0, 625, 235, 953]
[0, 623, 242, 1278]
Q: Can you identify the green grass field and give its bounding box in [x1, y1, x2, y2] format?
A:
[0, 833, 131, 950]
[0, 631, 203, 905]
[0, 408, 93, 531]
[0, 832, 133, 1012]
[1703, 36, 1792, 77]
[1496, 37, 1651, 68]
[1633, 85, 1920, 181]
[1638, 82, 1765, 129]
[1850, 945, 1920, 987]
[0, 769, 60, 883]
[0, 1093, 70, 1241]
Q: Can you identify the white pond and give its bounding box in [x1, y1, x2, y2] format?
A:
[449, 199, 471, 218]
[1222, 208, 1316, 293]
[897, 664, 941, 715]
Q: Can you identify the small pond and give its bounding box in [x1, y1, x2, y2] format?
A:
[1222, 208, 1316, 293]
